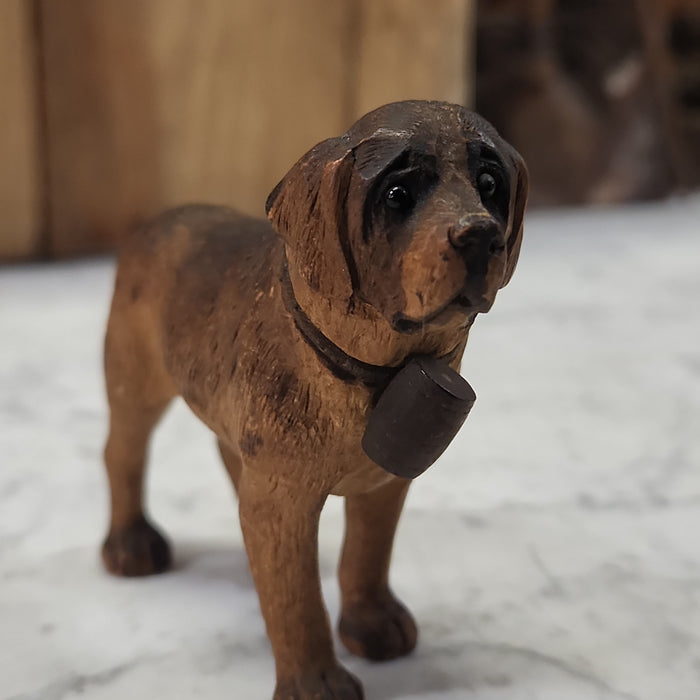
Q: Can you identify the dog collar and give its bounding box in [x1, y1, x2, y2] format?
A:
[280, 255, 463, 390]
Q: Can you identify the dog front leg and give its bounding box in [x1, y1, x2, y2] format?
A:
[338, 478, 417, 661]
[238, 466, 363, 700]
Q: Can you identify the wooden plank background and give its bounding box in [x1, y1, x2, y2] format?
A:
[353, 0, 474, 116]
[39, 0, 355, 256]
[0, 0, 472, 259]
[0, 1, 42, 260]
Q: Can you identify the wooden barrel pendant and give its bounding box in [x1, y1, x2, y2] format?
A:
[362, 356, 476, 479]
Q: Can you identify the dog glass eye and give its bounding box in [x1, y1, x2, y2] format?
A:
[384, 185, 413, 212]
[478, 172, 497, 199]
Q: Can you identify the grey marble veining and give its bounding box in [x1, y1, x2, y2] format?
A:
[1, 196, 699, 699]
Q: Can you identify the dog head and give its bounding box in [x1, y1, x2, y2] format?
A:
[266, 100, 528, 333]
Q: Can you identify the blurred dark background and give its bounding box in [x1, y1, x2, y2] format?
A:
[1, 0, 699, 261]
[476, 0, 700, 206]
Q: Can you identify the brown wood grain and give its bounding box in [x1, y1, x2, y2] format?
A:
[39, 0, 351, 256]
[0, 0, 42, 260]
[100, 101, 523, 693]
[351, 0, 473, 119]
[39, 0, 476, 256]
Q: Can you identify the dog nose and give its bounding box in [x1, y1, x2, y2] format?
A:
[449, 214, 505, 257]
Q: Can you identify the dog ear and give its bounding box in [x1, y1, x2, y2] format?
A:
[266, 138, 355, 302]
[500, 144, 529, 288]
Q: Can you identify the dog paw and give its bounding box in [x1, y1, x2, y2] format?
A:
[274, 665, 363, 700]
[339, 593, 417, 661]
[102, 517, 171, 577]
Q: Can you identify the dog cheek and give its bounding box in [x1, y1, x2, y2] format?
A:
[354, 239, 403, 315]
[363, 269, 406, 320]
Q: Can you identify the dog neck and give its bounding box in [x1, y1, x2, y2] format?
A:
[281, 252, 470, 382]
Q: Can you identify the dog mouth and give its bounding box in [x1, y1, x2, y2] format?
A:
[392, 292, 491, 334]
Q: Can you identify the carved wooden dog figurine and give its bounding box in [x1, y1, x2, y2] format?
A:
[102, 100, 527, 699]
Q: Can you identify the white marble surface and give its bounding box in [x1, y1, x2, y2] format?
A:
[1, 197, 700, 700]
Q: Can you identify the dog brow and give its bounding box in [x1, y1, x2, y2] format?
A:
[468, 140, 506, 171]
[353, 129, 412, 181]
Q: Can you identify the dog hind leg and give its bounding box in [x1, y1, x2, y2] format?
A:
[101, 294, 175, 577]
